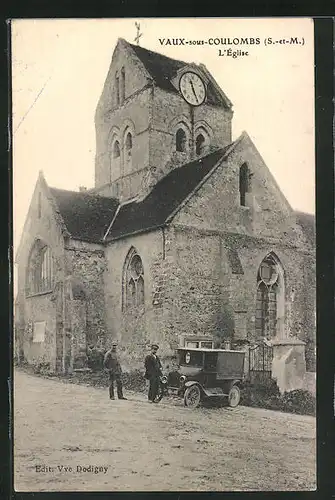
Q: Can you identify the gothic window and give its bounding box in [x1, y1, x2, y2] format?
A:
[115, 74, 120, 106]
[255, 255, 282, 338]
[123, 250, 145, 310]
[239, 163, 250, 206]
[125, 132, 132, 155]
[27, 240, 54, 295]
[176, 128, 187, 152]
[120, 67, 125, 104]
[196, 133, 206, 156]
[113, 140, 120, 159]
[110, 140, 121, 181]
[124, 131, 133, 174]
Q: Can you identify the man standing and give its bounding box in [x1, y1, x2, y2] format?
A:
[103, 343, 127, 400]
[144, 344, 163, 403]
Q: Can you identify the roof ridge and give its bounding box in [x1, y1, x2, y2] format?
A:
[105, 145, 234, 242]
[49, 186, 119, 202]
[150, 146, 231, 186]
[126, 41, 227, 107]
[128, 41, 189, 67]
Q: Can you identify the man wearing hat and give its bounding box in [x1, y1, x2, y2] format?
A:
[103, 342, 127, 400]
[144, 344, 163, 403]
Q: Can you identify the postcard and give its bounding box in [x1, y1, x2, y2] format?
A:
[12, 17, 316, 492]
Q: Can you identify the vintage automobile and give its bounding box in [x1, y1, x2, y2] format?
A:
[165, 347, 245, 408]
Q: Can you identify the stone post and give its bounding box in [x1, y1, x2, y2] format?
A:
[271, 337, 306, 394]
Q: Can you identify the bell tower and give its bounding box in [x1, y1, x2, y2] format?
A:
[93, 38, 233, 202]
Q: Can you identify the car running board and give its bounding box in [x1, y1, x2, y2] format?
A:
[202, 387, 228, 397]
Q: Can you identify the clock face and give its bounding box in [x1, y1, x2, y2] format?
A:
[179, 71, 206, 106]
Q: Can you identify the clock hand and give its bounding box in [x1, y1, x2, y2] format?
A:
[189, 79, 199, 103]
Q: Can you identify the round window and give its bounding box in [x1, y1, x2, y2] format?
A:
[185, 352, 191, 364]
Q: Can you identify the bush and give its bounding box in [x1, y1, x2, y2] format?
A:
[281, 389, 316, 415]
[241, 381, 315, 416]
[74, 369, 109, 387]
[32, 361, 51, 375]
[86, 347, 105, 372]
[58, 367, 147, 393]
[122, 369, 147, 392]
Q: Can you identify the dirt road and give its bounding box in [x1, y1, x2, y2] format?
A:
[14, 370, 316, 491]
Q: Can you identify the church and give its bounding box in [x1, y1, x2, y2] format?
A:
[14, 38, 315, 375]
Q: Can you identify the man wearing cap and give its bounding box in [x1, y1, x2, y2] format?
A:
[103, 343, 127, 400]
[144, 344, 163, 403]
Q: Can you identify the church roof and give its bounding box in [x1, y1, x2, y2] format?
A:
[48, 159, 314, 246]
[49, 188, 119, 243]
[129, 43, 226, 107]
[106, 147, 230, 241]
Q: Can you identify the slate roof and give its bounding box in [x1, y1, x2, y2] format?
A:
[106, 146, 231, 241]
[50, 188, 119, 243]
[49, 163, 315, 248]
[129, 43, 226, 107]
[295, 211, 315, 246]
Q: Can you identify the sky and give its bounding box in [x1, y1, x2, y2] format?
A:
[12, 18, 315, 254]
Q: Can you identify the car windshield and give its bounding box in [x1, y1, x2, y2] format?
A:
[179, 350, 204, 367]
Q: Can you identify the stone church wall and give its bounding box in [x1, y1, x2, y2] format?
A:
[173, 134, 309, 247]
[225, 234, 315, 370]
[104, 229, 170, 368]
[163, 227, 227, 344]
[95, 38, 150, 122]
[167, 134, 315, 368]
[20, 295, 58, 371]
[14, 176, 108, 371]
[103, 221, 315, 372]
[94, 87, 152, 199]
[149, 87, 232, 173]
[64, 240, 107, 347]
[166, 225, 315, 371]
[15, 180, 66, 371]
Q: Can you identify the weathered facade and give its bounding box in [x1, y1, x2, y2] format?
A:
[15, 38, 316, 374]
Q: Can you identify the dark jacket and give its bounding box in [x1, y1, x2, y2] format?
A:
[104, 350, 122, 375]
[144, 353, 162, 379]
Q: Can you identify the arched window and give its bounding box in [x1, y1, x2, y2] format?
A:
[110, 140, 121, 181]
[123, 249, 145, 310]
[113, 140, 120, 159]
[124, 131, 133, 174]
[255, 254, 284, 338]
[239, 163, 250, 206]
[196, 133, 206, 156]
[176, 128, 187, 152]
[27, 240, 54, 295]
[120, 67, 125, 104]
[125, 132, 132, 154]
[115, 74, 120, 106]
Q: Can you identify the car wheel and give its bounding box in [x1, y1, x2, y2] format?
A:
[228, 385, 241, 408]
[184, 385, 201, 408]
